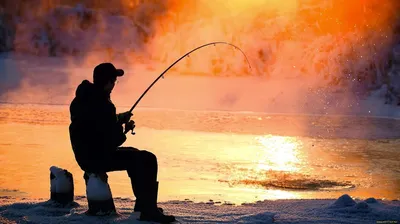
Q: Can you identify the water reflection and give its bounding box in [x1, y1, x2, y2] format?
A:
[255, 135, 303, 172]
[1, 105, 399, 204]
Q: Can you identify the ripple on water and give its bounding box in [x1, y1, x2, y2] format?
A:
[228, 171, 356, 191]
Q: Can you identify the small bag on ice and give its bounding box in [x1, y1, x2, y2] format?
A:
[84, 172, 116, 216]
[49, 166, 74, 204]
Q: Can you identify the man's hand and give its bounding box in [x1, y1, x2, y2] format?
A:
[124, 120, 136, 134]
[117, 111, 133, 124]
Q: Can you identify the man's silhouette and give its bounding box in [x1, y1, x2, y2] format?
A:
[68, 62, 175, 223]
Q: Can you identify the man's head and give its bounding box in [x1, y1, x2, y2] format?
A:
[93, 63, 124, 94]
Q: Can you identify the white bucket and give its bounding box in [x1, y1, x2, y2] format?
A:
[84, 172, 116, 216]
[49, 166, 74, 204]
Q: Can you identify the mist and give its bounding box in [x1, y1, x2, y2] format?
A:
[0, 0, 399, 115]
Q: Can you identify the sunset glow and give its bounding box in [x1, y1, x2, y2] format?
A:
[0, 0, 398, 117]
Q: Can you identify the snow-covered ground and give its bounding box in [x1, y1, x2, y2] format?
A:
[0, 194, 399, 224]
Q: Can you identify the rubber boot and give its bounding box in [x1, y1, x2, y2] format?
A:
[132, 180, 164, 213]
[139, 181, 175, 223]
[134, 199, 164, 214]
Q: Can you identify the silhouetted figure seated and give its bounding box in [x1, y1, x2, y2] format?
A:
[68, 63, 175, 223]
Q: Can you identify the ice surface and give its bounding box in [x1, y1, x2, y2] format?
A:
[0, 194, 399, 224]
[86, 174, 112, 201]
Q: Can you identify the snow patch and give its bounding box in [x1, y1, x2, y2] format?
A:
[355, 201, 370, 210]
[365, 198, 379, 204]
[330, 194, 357, 208]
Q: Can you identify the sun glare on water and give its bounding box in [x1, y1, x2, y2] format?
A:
[255, 135, 302, 172]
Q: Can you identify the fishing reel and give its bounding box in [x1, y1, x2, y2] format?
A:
[124, 120, 136, 135]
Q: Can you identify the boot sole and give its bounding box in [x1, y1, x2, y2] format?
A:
[137, 218, 179, 224]
[139, 214, 176, 223]
[134, 207, 164, 214]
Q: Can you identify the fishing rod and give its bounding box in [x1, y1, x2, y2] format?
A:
[127, 41, 252, 134]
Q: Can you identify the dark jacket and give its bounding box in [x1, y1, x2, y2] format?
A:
[69, 80, 126, 172]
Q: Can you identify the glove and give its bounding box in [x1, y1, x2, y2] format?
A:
[124, 120, 136, 134]
[117, 111, 133, 124]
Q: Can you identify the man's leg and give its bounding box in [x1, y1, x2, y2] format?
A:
[104, 147, 175, 223]
[114, 147, 159, 212]
[103, 147, 174, 222]
[102, 147, 155, 202]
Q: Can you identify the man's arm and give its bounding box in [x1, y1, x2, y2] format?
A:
[101, 104, 128, 148]
[110, 121, 127, 147]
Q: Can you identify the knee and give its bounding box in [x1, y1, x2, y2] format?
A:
[119, 146, 140, 152]
[141, 150, 157, 164]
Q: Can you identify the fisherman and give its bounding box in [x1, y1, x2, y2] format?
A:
[68, 62, 176, 223]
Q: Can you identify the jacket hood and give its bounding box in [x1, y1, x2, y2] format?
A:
[75, 80, 108, 100]
[75, 80, 94, 98]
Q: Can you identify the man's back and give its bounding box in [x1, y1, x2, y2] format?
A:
[69, 80, 126, 172]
